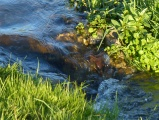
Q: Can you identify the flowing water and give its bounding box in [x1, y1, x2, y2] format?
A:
[0, 0, 159, 119]
[0, 0, 88, 82]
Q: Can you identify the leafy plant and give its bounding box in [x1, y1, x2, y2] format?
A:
[76, 14, 107, 39]
[75, 0, 125, 42]
[71, 0, 159, 72]
[106, 0, 159, 72]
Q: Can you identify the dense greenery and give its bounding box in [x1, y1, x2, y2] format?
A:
[70, 0, 159, 72]
[0, 63, 118, 119]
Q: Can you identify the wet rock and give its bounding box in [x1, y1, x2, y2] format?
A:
[108, 53, 136, 79]
[39, 72, 67, 84]
[88, 30, 103, 45]
[105, 30, 120, 46]
[94, 78, 126, 111]
[56, 32, 77, 43]
[94, 77, 159, 120]
[75, 29, 119, 46]
[55, 31, 135, 79]
[88, 52, 110, 74]
[0, 35, 55, 54]
[76, 30, 103, 46]
[0, 45, 67, 82]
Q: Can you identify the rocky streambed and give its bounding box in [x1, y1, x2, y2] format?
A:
[0, 0, 159, 119]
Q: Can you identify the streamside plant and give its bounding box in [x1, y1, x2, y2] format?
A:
[0, 63, 118, 119]
[107, 0, 159, 72]
[71, 0, 159, 72]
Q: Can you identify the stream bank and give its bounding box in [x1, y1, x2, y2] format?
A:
[0, 0, 159, 119]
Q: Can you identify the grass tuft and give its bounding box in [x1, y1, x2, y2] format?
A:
[0, 63, 118, 119]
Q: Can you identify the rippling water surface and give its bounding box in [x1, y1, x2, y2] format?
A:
[0, 0, 84, 81]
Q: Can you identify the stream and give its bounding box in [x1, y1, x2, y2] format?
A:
[0, 0, 159, 119]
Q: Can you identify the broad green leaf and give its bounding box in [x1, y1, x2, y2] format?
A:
[92, 33, 98, 38]
[125, 38, 129, 44]
[123, 10, 129, 15]
[95, 15, 101, 20]
[138, 50, 144, 55]
[90, 21, 97, 26]
[111, 19, 120, 27]
[129, 7, 136, 15]
[143, 21, 151, 28]
[141, 39, 147, 45]
[127, 21, 136, 26]
[128, 26, 137, 31]
[125, 30, 130, 37]
[129, 45, 134, 50]
[123, 15, 130, 23]
[144, 58, 149, 64]
[127, 15, 134, 20]
[140, 8, 147, 16]
[88, 28, 94, 33]
[119, 33, 125, 40]
[138, 26, 145, 31]
[133, 33, 139, 39]
[100, 19, 106, 23]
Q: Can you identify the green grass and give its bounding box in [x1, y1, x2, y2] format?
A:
[0, 63, 118, 119]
